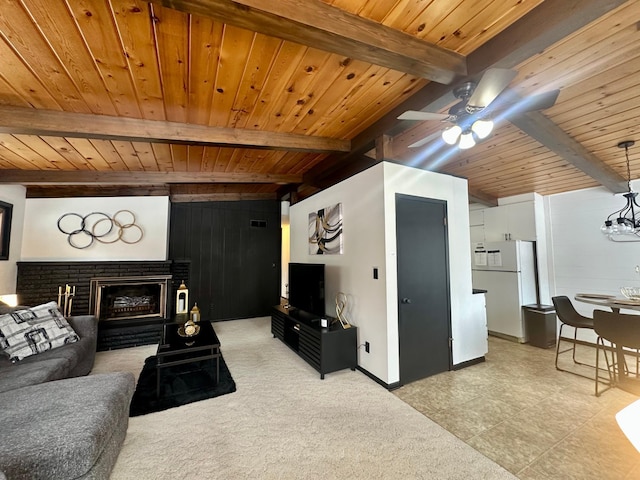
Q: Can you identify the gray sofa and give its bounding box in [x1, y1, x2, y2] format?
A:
[0, 314, 99, 394]
[0, 306, 135, 480]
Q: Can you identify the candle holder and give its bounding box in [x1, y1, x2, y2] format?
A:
[176, 281, 189, 316]
[190, 303, 200, 322]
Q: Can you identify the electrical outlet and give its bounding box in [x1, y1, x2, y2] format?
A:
[365, 341, 370, 353]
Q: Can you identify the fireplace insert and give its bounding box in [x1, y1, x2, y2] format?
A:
[90, 276, 171, 322]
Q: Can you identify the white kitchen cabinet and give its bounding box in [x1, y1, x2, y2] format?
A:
[469, 209, 484, 226]
[470, 225, 485, 243]
[483, 202, 536, 241]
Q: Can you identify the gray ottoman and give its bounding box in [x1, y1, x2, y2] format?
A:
[0, 372, 135, 480]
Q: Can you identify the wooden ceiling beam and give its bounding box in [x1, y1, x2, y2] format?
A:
[509, 111, 628, 194]
[0, 106, 349, 153]
[26, 185, 171, 198]
[307, 154, 379, 190]
[468, 189, 498, 207]
[467, 0, 629, 76]
[158, 0, 466, 83]
[276, 184, 302, 202]
[0, 170, 302, 185]
[305, 0, 627, 187]
[375, 135, 393, 162]
[170, 192, 277, 202]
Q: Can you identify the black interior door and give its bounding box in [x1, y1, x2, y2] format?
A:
[396, 194, 451, 384]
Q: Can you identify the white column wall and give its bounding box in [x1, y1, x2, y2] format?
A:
[290, 165, 389, 381]
[290, 162, 487, 385]
[382, 162, 485, 382]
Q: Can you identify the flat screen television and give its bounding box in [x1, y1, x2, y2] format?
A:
[288, 263, 325, 317]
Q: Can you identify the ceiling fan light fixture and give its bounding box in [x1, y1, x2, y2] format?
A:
[442, 125, 462, 145]
[471, 119, 494, 139]
[458, 131, 476, 149]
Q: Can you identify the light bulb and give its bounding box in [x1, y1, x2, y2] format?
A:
[458, 131, 476, 149]
[617, 218, 631, 234]
[471, 119, 494, 139]
[442, 125, 462, 145]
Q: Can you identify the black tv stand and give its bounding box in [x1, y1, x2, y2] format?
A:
[271, 305, 357, 379]
[286, 307, 320, 323]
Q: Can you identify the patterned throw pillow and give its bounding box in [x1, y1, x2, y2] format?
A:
[0, 301, 79, 362]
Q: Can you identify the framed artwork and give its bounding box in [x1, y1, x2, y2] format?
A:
[309, 203, 343, 255]
[0, 201, 12, 261]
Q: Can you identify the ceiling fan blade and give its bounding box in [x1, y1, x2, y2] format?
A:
[520, 89, 560, 112]
[398, 110, 449, 121]
[408, 131, 442, 148]
[467, 68, 517, 110]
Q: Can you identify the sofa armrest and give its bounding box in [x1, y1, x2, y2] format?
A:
[67, 315, 98, 340]
[66, 315, 99, 376]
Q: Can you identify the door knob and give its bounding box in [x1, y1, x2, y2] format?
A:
[401, 298, 412, 304]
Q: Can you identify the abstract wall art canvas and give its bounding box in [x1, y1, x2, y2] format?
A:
[309, 203, 343, 255]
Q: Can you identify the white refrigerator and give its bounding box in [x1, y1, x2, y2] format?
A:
[471, 240, 537, 342]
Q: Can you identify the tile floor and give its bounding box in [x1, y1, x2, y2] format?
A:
[393, 336, 640, 479]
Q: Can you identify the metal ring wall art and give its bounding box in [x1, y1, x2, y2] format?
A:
[57, 210, 144, 249]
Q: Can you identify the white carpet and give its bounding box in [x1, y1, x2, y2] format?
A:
[92, 317, 516, 479]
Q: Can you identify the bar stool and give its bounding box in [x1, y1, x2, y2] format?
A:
[552, 296, 596, 379]
[593, 309, 640, 396]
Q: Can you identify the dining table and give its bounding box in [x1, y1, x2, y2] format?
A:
[574, 293, 640, 313]
[574, 293, 640, 395]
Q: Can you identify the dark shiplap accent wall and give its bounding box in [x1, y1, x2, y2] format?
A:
[169, 200, 281, 321]
[16, 261, 189, 317]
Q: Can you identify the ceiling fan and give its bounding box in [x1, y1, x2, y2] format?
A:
[398, 68, 559, 149]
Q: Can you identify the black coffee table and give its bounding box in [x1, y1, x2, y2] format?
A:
[156, 321, 221, 397]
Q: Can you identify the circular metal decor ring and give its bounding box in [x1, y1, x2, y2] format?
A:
[92, 218, 120, 244]
[113, 209, 136, 228]
[84, 212, 114, 238]
[67, 230, 94, 249]
[57, 210, 144, 249]
[119, 223, 144, 244]
[57, 213, 85, 235]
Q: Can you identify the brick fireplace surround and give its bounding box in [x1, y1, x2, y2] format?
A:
[16, 261, 190, 350]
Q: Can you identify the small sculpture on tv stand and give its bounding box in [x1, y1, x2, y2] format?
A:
[284, 284, 290, 308]
[335, 292, 352, 329]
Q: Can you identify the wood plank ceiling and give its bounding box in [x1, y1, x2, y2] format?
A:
[0, 0, 638, 204]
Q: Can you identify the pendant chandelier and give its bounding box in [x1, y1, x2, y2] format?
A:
[601, 140, 640, 241]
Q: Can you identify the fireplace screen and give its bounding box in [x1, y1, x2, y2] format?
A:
[90, 276, 171, 322]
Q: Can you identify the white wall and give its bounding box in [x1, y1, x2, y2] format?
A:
[547, 183, 640, 341]
[290, 165, 389, 380]
[290, 162, 487, 385]
[0, 186, 26, 295]
[281, 201, 290, 298]
[382, 163, 485, 379]
[22, 197, 170, 261]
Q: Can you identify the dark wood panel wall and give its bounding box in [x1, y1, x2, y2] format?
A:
[169, 200, 281, 321]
